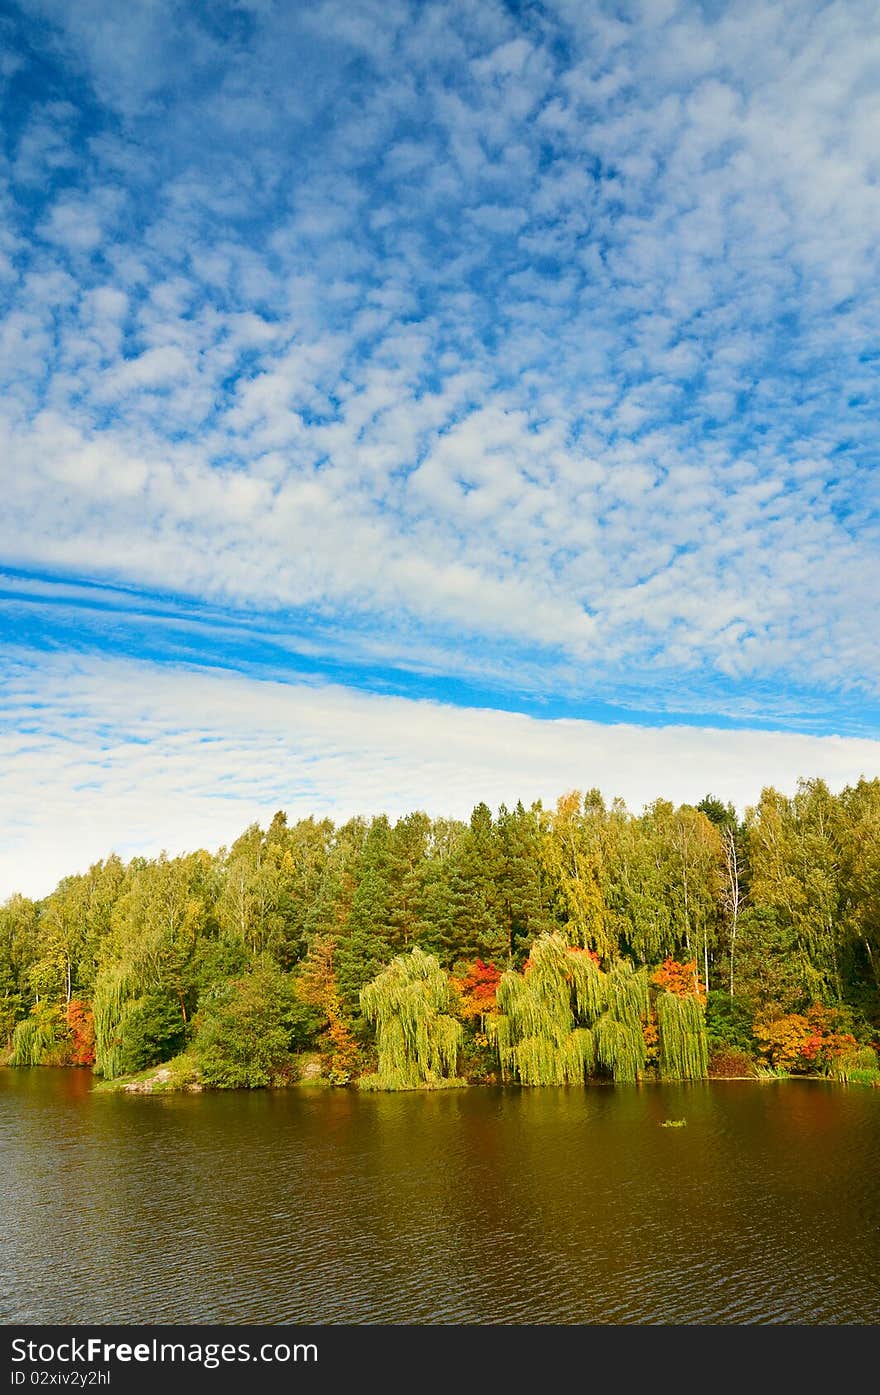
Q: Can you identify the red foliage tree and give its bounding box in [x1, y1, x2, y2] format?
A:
[66, 999, 96, 1066]
[453, 959, 502, 1021]
[566, 946, 601, 965]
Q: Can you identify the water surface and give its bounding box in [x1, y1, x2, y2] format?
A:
[2, 1069, 878, 1324]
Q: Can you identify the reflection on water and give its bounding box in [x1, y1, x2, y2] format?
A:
[1, 1069, 878, 1324]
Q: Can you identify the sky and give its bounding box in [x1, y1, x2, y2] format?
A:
[1, 0, 878, 896]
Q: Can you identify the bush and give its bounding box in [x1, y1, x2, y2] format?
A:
[753, 1013, 814, 1072]
[458, 1030, 499, 1082]
[705, 991, 755, 1055]
[708, 1047, 756, 1078]
[66, 1000, 96, 1066]
[114, 994, 188, 1076]
[193, 961, 322, 1089]
[753, 1006, 866, 1076]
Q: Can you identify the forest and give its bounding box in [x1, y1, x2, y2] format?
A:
[1, 777, 879, 1091]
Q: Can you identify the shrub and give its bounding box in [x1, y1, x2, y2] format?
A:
[193, 961, 322, 1089]
[753, 1007, 865, 1075]
[708, 1047, 756, 1078]
[753, 1013, 814, 1072]
[112, 994, 188, 1077]
[705, 991, 755, 1055]
[66, 1000, 96, 1066]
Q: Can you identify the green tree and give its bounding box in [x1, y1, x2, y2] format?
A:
[194, 960, 322, 1088]
[360, 947, 462, 1089]
[441, 803, 507, 964]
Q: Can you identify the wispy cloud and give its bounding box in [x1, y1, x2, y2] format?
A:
[1, 651, 878, 899]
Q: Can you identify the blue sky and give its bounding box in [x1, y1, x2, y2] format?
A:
[1, 0, 879, 893]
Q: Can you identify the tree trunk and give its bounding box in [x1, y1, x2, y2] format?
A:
[864, 938, 880, 989]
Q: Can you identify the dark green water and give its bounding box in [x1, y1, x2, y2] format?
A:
[1, 1068, 878, 1324]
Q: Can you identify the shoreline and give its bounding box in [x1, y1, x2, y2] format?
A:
[4, 1062, 860, 1094]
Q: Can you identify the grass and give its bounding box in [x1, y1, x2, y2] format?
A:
[838, 1067, 880, 1088]
[753, 1063, 790, 1081]
[94, 1049, 333, 1093]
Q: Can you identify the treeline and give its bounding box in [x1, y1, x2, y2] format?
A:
[1, 778, 879, 1089]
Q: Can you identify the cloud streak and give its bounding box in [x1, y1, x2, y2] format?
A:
[1, 652, 878, 899]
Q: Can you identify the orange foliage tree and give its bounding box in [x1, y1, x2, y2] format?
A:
[754, 1014, 813, 1070]
[66, 1000, 96, 1066]
[652, 957, 705, 1002]
[756, 1004, 859, 1074]
[452, 959, 502, 1024]
[296, 935, 359, 1083]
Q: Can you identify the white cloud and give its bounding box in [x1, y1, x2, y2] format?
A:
[1, 651, 877, 899]
[0, 0, 879, 724]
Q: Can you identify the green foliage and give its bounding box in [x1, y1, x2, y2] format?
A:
[0, 991, 25, 1049]
[359, 946, 463, 1089]
[705, 990, 755, 1055]
[697, 795, 737, 830]
[2, 777, 880, 1090]
[731, 908, 808, 1017]
[111, 994, 188, 1077]
[93, 964, 137, 1079]
[746, 780, 846, 1000]
[594, 1013, 645, 1083]
[334, 919, 394, 1022]
[188, 936, 252, 1000]
[439, 803, 508, 965]
[193, 961, 322, 1088]
[9, 1004, 68, 1065]
[490, 934, 649, 1084]
[828, 1045, 880, 1086]
[656, 991, 709, 1080]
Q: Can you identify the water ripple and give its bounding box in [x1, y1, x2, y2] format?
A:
[1, 1073, 878, 1324]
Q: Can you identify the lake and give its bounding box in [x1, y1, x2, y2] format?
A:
[1, 1068, 878, 1324]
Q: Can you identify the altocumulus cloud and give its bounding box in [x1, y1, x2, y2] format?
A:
[0, 0, 877, 727]
[1, 653, 878, 899]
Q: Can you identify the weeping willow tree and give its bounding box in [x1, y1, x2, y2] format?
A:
[489, 933, 649, 1084]
[490, 935, 600, 1085]
[9, 1006, 65, 1065]
[360, 946, 463, 1089]
[656, 990, 709, 1080]
[595, 959, 650, 1082]
[93, 963, 139, 1079]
